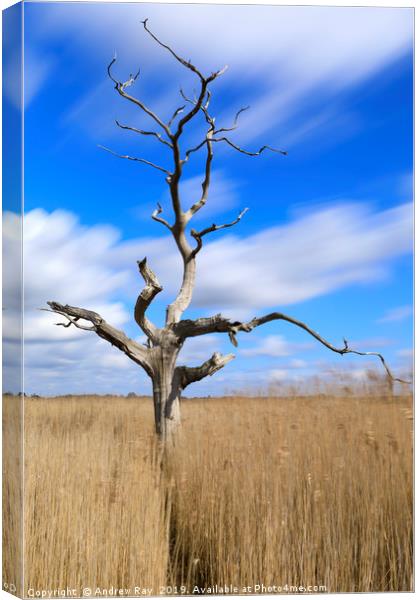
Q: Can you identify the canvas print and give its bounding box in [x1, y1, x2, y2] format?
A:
[2, 1, 413, 597]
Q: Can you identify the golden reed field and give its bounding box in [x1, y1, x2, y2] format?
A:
[3, 387, 413, 596]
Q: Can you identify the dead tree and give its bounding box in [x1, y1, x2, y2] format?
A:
[46, 20, 407, 442]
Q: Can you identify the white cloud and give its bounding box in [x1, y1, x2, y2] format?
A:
[397, 348, 413, 359]
[269, 369, 289, 382]
[178, 335, 221, 364]
[29, 4, 413, 148]
[288, 359, 307, 369]
[347, 337, 394, 350]
[377, 305, 413, 323]
[3, 209, 141, 395]
[108, 201, 413, 318]
[345, 368, 371, 382]
[2, 200, 412, 395]
[39, 5, 413, 88]
[191, 202, 412, 315]
[241, 335, 312, 358]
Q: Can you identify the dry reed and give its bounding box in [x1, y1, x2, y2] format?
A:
[2, 389, 413, 595]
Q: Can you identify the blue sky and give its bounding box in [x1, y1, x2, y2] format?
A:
[3, 1, 414, 395]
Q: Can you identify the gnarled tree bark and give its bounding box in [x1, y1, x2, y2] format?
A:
[46, 20, 408, 443]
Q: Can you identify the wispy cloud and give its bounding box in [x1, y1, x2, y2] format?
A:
[397, 348, 413, 359]
[377, 305, 413, 323]
[241, 335, 313, 358]
[3, 199, 412, 395]
[107, 201, 413, 317]
[178, 336, 222, 364]
[347, 337, 394, 350]
[27, 4, 413, 148]
[23, 45, 56, 108]
[269, 369, 289, 383]
[190, 202, 412, 315]
[4, 43, 56, 109]
[3, 209, 140, 395]
[3, 40, 56, 110]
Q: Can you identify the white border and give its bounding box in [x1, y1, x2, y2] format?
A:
[0, 2, 415, 600]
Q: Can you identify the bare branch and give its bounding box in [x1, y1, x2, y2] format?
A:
[178, 95, 216, 220]
[41, 309, 96, 331]
[141, 19, 228, 86]
[180, 88, 213, 124]
[339, 344, 409, 384]
[184, 138, 208, 160]
[121, 68, 140, 90]
[107, 55, 171, 136]
[168, 105, 185, 127]
[180, 99, 284, 221]
[45, 303, 104, 326]
[45, 301, 153, 376]
[172, 312, 408, 384]
[134, 258, 163, 341]
[171, 314, 234, 342]
[98, 145, 171, 175]
[182, 91, 215, 167]
[175, 76, 222, 140]
[209, 64, 229, 80]
[190, 207, 249, 257]
[189, 138, 214, 218]
[176, 85, 211, 139]
[165, 257, 197, 325]
[238, 313, 409, 384]
[107, 54, 119, 86]
[141, 20, 225, 143]
[151, 203, 172, 231]
[141, 18, 206, 82]
[115, 120, 173, 149]
[179, 87, 193, 105]
[214, 106, 250, 134]
[211, 137, 287, 156]
[176, 352, 235, 389]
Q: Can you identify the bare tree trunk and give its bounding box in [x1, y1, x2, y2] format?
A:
[152, 372, 181, 441]
[151, 342, 182, 443]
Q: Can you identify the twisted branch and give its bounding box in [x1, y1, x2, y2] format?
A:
[44, 302, 153, 376]
[151, 203, 172, 230]
[107, 56, 171, 136]
[190, 207, 249, 257]
[134, 258, 163, 341]
[176, 352, 235, 389]
[41, 309, 96, 331]
[214, 106, 250, 134]
[172, 312, 408, 384]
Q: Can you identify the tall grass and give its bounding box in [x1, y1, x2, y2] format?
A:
[3, 395, 23, 597]
[3, 390, 413, 595]
[23, 397, 169, 594]
[168, 395, 412, 592]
